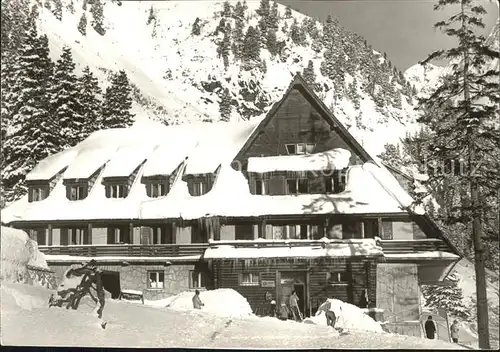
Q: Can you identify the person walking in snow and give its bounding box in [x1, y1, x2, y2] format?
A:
[450, 320, 460, 343]
[425, 316, 437, 339]
[289, 291, 302, 322]
[278, 302, 290, 321]
[192, 289, 204, 309]
[318, 299, 337, 328]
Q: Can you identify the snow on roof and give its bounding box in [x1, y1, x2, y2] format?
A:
[203, 238, 383, 259]
[247, 148, 351, 173]
[44, 254, 201, 263]
[25, 148, 79, 181]
[102, 143, 157, 178]
[183, 120, 261, 175]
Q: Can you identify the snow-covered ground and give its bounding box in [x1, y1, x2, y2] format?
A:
[1, 282, 463, 349]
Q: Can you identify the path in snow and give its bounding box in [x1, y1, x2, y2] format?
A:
[1, 283, 463, 349]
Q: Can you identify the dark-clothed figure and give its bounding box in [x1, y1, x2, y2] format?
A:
[450, 320, 460, 343]
[192, 289, 204, 309]
[425, 316, 437, 339]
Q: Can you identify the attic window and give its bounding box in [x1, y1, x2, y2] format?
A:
[287, 178, 308, 194]
[285, 143, 316, 155]
[107, 184, 127, 198]
[325, 170, 346, 194]
[30, 187, 47, 202]
[255, 179, 268, 195]
[146, 183, 168, 198]
[192, 181, 206, 196]
[69, 185, 86, 201]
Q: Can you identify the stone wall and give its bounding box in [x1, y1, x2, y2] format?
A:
[49, 262, 197, 300]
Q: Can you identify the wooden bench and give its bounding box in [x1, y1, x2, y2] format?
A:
[118, 289, 144, 304]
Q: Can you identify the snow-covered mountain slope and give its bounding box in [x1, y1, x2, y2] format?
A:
[31, 0, 421, 156]
[404, 63, 446, 99]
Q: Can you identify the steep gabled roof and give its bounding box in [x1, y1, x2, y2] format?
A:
[232, 73, 373, 165]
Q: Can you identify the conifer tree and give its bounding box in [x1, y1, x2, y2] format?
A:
[147, 5, 155, 25]
[77, 66, 102, 134]
[421, 273, 470, 320]
[257, 0, 270, 36]
[50, 46, 84, 147]
[219, 88, 232, 122]
[269, 1, 279, 29]
[78, 13, 87, 36]
[242, 26, 260, 62]
[52, 0, 62, 20]
[290, 18, 306, 45]
[218, 30, 231, 69]
[302, 60, 316, 86]
[266, 28, 277, 56]
[233, 1, 245, 20]
[1, 25, 59, 202]
[102, 70, 134, 128]
[416, 1, 500, 347]
[222, 0, 231, 18]
[82, 0, 87, 11]
[67, 0, 75, 14]
[192, 17, 201, 36]
[90, 0, 106, 36]
[231, 18, 245, 58]
[285, 5, 292, 18]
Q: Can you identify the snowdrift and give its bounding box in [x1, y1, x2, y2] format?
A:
[303, 299, 383, 333]
[1, 226, 48, 282]
[164, 289, 253, 318]
[1, 282, 52, 312]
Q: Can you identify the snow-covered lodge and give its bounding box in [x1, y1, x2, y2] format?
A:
[1, 74, 461, 335]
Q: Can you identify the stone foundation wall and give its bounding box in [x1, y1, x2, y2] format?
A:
[49, 262, 197, 300]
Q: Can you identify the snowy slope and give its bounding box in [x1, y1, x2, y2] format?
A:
[1, 282, 463, 349]
[404, 63, 446, 99]
[33, 0, 421, 157]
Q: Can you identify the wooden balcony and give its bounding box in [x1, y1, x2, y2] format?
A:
[38, 243, 209, 258]
[379, 239, 451, 254]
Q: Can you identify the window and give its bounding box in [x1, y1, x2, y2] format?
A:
[327, 272, 348, 285]
[69, 185, 85, 201]
[148, 271, 164, 289]
[192, 181, 205, 196]
[31, 187, 47, 202]
[190, 271, 208, 289]
[381, 221, 393, 240]
[107, 227, 130, 244]
[235, 224, 254, 240]
[240, 272, 260, 286]
[147, 183, 167, 198]
[150, 226, 171, 244]
[325, 171, 346, 194]
[285, 143, 316, 155]
[30, 229, 47, 245]
[326, 224, 343, 239]
[107, 184, 127, 198]
[287, 179, 308, 194]
[191, 223, 209, 243]
[70, 228, 89, 245]
[255, 180, 268, 195]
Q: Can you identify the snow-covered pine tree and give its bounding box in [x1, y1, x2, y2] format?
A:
[219, 88, 232, 122]
[285, 4, 292, 18]
[1, 24, 59, 203]
[218, 30, 231, 69]
[90, 0, 106, 36]
[416, 1, 500, 347]
[77, 66, 102, 135]
[82, 0, 87, 11]
[265, 28, 277, 57]
[67, 0, 75, 14]
[102, 70, 134, 128]
[192, 17, 201, 36]
[421, 272, 470, 320]
[302, 60, 316, 86]
[231, 18, 244, 58]
[268, 1, 279, 29]
[290, 18, 306, 46]
[78, 13, 87, 36]
[222, 0, 231, 18]
[49, 46, 85, 148]
[257, 0, 270, 36]
[147, 5, 155, 25]
[52, 0, 62, 21]
[233, 1, 245, 20]
[242, 26, 260, 63]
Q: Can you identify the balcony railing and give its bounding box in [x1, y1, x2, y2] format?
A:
[38, 243, 209, 258]
[379, 239, 451, 253]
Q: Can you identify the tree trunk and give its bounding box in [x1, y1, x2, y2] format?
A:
[461, 0, 490, 345]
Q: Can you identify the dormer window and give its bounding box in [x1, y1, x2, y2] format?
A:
[106, 184, 128, 198]
[146, 183, 168, 198]
[69, 185, 86, 201]
[285, 143, 316, 155]
[287, 178, 308, 194]
[325, 170, 347, 194]
[192, 181, 205, 196]
[29, 187, 48, 202]
[255, 179, 268, 195]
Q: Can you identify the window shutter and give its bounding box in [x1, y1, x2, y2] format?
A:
[107, 228, 114, 244]
[268, 177, 284, 195]
[105, 185, 110, 198]
[60, 228, 69, 246]
[84, 228, 90, 244]
[381, 221, 393, 240]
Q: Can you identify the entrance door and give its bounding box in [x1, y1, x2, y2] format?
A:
[101, 271, 121, 299]
[279, 272, 307, 318]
